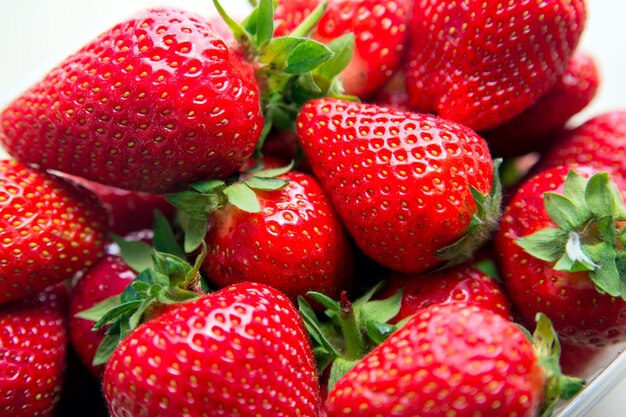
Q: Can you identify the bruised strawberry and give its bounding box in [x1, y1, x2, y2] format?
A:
[0, 160, 107, 304]
[274, 0, 413, 97]
[0, 8, 262, 193]
[540, 111, 626, 181]
[69, 255, 135, 378]
[377, 264, 512, 323]
[406, 0, 587, 131]
[485, 52, 600, 157]
[103, 282, 320, 417]
[496, 165, 626, 347]
[0, 286, 67, 417]
[296, 98, 500, 273]
[326, 305, 580, 417]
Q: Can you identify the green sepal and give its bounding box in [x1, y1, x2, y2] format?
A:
[562, 170, 592, 220]
[365, 320, 397, 345]
[180, 215, 208, 254]
[587, 242, 623, 298]
[92, 334, 121, 366]
[436, 159, 503, 267]
[289, 1, 328, 37]
[152, 211, 186, 259]
[328, 357, 358, 391]
[252, 0, 274, 46]
[313, 33, 355, 90]
[244, 176, 289, 191]
[166, 190, 225, 220]
[223, 183, 262, 212]
[553, 231, 596, 272]
[74, 295, 121, 321]
[252, 161, 294, 178]
[284, 40, 334, 75]
[93, 300, 143, 331]
[262, 37, 310, 69]
[110, 234, 153, 273]
[533, 313, 585, 417]
[585, 172, 626, 219]
[211, 0, 252, 46]
[298, 296, 342, 360]
[544, 193, 584, 230]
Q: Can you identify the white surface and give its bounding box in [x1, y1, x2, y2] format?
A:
[0, 1, 624, 415]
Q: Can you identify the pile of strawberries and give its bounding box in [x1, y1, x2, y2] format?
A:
[1, 1, 625, 416]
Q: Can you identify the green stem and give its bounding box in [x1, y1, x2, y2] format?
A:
[338, 291, 365, 361]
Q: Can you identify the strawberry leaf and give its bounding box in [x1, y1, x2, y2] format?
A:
[517, 228, 568, 262]
[285, 40, 334, 75]
[544, 193, 583, 230]
[223, 183, 262, 213]
[111, 234, 153, 273]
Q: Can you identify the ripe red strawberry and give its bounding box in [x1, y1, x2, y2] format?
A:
[66, 177, 175, 235]
[296, 98, 500, 273]
[0, 286, 67, 417]
[0, 8, 262, 193]
[540, 111, 626, 180]
[377, 264, 512, 323]
[274, 0, 413, 97]
[326, 304, 578, 417]
[406, 0, 587, 131]
[485, 52, 600, 157]
[496, 165, 626, 348]
[103, 282, 320, 417]
[69, 255, 135, 378]
[0, 160, 107, 304]
[202, 170, 353, 301]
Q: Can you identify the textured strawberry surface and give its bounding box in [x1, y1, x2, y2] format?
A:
[406, 0, 586, 131]
[0, 8, 262, 193]
[204, 171, 353, 301]
[326, 304, 545, 417]
[496, 165, 626, 347]
[0, 160, 107, 304]
[104, 282, 320, 417]
[0, 287, 67, 417]
[297, 98, 493, 273]
[69, 255, 135, 378]
[485, 52, 600, 157]
[274, 0, 413, 97]
[379, 264, 512, 322]
[540, 111, 626, 181]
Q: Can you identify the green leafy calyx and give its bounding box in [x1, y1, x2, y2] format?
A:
[517, 170, 626, 300]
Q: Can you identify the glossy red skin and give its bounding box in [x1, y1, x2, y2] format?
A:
[0, 8, 262, 194]
[540, 112, 626, 182]
[203, 171, 353, 302]
[0, 287, 67, 417]
[326, 304, 545, 417]
[296, 98, 494, 273]
[378, 265, 512, 323]
[104, 282, 320, 417]
[496, 165, 626, 347]
[274, 0, 413, 97]
[67, 177, 175, 235]
[0, 160, 107, 305]
[485, 52, 600, 157]
[69, 255, 135, 378]
[406, 0, 587, 131]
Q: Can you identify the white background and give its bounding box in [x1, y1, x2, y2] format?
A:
[0, 1, 624, 415]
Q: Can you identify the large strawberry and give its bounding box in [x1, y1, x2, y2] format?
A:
[296, 98, 500, 273]
[274, 0, 413, 97]
[485, 52, 600, 157]
[496, 165, 626, 347]
[325, 304, 581, 417]
[0, 286, 67, 417]
[406, 0, 587, 131]
[0, 1, 352, 193]
[103, 282, 320, 417]
[540, 111, 626, 180]
[196, 169, 354, 302]
[0, 160, 107, 304]
[377, 263, 512, 322]
[69, 255, 135, 378]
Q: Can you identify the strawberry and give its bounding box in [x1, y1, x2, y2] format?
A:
[199, 170, 354, 302]
[496, 165, 626, 348]
[485, 52, 600, 157]
[0, 160, 107, 304]
[0, 8, 262, 193]
[66, 176, 175, 235]
[0, 286, 67, 417]
[0, 2, 352, 194]
[274, 0, 413, 97]
[377, 263, 512, 323]
[296, 98, 500, 273]
[406, 0, 587, 131]
[325, 304, 581, 417]
[69, 255, 135, 378]
[540, 111, 626, 180]
[103, 282, 320, 417]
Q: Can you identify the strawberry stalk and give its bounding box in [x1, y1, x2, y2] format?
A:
[517, 170, 626, 300]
